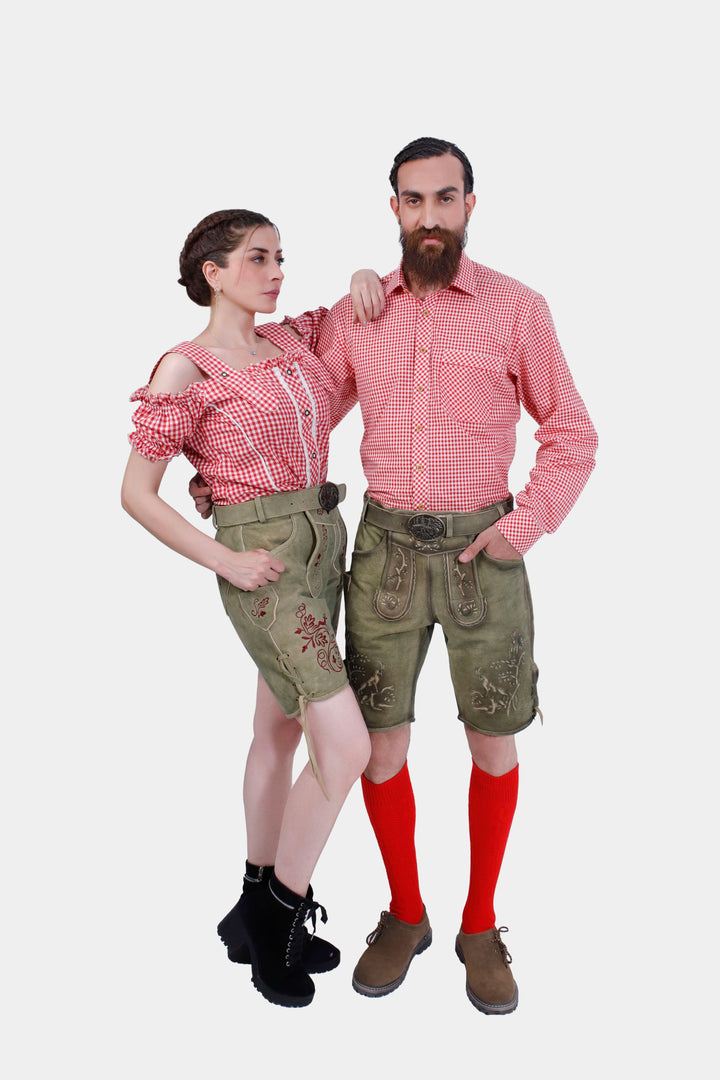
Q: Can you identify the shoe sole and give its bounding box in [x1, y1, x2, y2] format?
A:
[454, 939, 518, 1015]
[250, 973, 314, 1008]
[218, 917, 315, 1008]
[351, 929, 433, 997]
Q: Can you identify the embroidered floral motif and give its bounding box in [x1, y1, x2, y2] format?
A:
[452, 565, 474, 597]
[312, 524, 329, 570]
[294, 603, 343, 671]
[451, 564, 479, 618]
[250, 596, 270, 619]
[472, 633, 525, 715]
[385, 546, 409, 592]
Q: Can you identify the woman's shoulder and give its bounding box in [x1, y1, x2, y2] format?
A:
[147, 347, 205, 395]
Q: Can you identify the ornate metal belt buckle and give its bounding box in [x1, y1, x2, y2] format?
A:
[407, 513, 445, 540]
[318, 482, 339, 511]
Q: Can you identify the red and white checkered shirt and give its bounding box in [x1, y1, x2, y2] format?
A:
[306, 254, 597, 554]
[128, 316, 337, 503]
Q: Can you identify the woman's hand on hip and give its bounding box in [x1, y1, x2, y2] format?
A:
[218, 548, 286, 591]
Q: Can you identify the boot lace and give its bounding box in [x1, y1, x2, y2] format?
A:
[494, 926, 513, 966]
[285, 897, 328, 968]
[366, 911, 392, 946]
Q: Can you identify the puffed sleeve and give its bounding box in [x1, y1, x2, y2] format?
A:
[282, 307, 329, 353]
[128, 384, 205, 461]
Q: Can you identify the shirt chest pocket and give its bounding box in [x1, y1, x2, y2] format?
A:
[436, 352, 505, 431]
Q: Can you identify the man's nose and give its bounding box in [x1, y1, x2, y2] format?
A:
[419, 207, 439, 230]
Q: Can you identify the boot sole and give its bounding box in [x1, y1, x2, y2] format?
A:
[455, 939, 519, 1015]
[250, 972, 314, 1008]
[352, 929, 432, 997]
[218, 917, 315, 1008]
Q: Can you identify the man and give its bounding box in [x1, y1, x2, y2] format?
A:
[313, 137, 596, 1014]
[193, 137, 597, 1013]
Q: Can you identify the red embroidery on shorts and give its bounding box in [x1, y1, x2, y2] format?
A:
[251, 597, 270, 619]
[313, 524, 329, 569]
[294, 603, 343, 672]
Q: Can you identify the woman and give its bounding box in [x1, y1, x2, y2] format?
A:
[121, 209, 381, 1008]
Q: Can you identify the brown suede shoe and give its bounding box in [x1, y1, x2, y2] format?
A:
[455, 926, 518, 1014]
[352, 909, 432, 997]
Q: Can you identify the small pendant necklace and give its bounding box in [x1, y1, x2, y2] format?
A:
[208, 332, 260, 356]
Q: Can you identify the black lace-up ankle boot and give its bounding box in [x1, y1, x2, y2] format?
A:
[218, 862, 340, 974]
[219, 871, 325, 1007]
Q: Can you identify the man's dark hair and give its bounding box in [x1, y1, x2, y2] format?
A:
[389, 137, 474, 196]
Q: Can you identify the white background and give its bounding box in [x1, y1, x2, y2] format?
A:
[3, 1, 717, 1076]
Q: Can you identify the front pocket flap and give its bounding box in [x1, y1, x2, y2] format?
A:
[437, 352, 505, 427]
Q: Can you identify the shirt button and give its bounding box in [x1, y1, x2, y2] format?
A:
[417, 385, 424, 392]
[415, 424, 423, 432]
[311, 452, 317, 459]
[419, 346, 427, 354]
[303, 408, 311, 416]
[417, 505, 425, 510]
[416, 464, 423, 472]
[286, 369, 293, 375]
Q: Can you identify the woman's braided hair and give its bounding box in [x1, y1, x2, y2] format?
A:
[177, 209, 276, 306]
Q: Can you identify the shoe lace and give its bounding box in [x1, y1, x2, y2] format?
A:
[494, 926, 513, 966]
[286, 898, 328, 968]
[366, 910, 391, 946]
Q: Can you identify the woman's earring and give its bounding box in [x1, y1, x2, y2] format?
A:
[213, 285, 221, 304]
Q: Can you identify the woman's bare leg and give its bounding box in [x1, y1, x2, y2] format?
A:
[274, 684, 371, 896]
[243, 674, 303, 866]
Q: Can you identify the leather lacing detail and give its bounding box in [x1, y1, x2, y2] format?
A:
[494, 926, 513, 966]
[365, 911, 392, 946]
[284, 897, 328, 968]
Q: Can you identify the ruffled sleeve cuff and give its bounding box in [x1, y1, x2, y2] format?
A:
[128, 384, 204, 461]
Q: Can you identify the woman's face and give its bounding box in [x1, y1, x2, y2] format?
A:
[207, 224, 284, 315]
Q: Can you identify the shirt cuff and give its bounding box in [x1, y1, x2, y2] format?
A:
[494, 507, 544, 556]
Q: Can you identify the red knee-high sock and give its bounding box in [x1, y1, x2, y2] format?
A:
[462, 762, 519, 934]
[361, 762, 425, 924]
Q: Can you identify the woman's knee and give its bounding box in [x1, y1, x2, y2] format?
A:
[305, 691, 371, 781]
[250, 709, 303, 761]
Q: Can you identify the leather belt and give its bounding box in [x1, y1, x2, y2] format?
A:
[213, 482, 345, 528]
[363, 497, 513, 540]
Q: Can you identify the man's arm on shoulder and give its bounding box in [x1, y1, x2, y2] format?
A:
[312, 297, 360, 428]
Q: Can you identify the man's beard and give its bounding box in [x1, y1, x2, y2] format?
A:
[400, 223, 466, 292]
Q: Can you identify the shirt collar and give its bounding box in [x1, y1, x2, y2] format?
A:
[385, 251, 478, 299]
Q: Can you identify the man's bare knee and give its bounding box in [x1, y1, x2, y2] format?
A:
[364, 726, 412, 784]
[465, 728, 518, 776]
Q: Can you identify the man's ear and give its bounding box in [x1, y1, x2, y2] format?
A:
[390, 195, 400, 222]
[465, 192, 477, 220]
